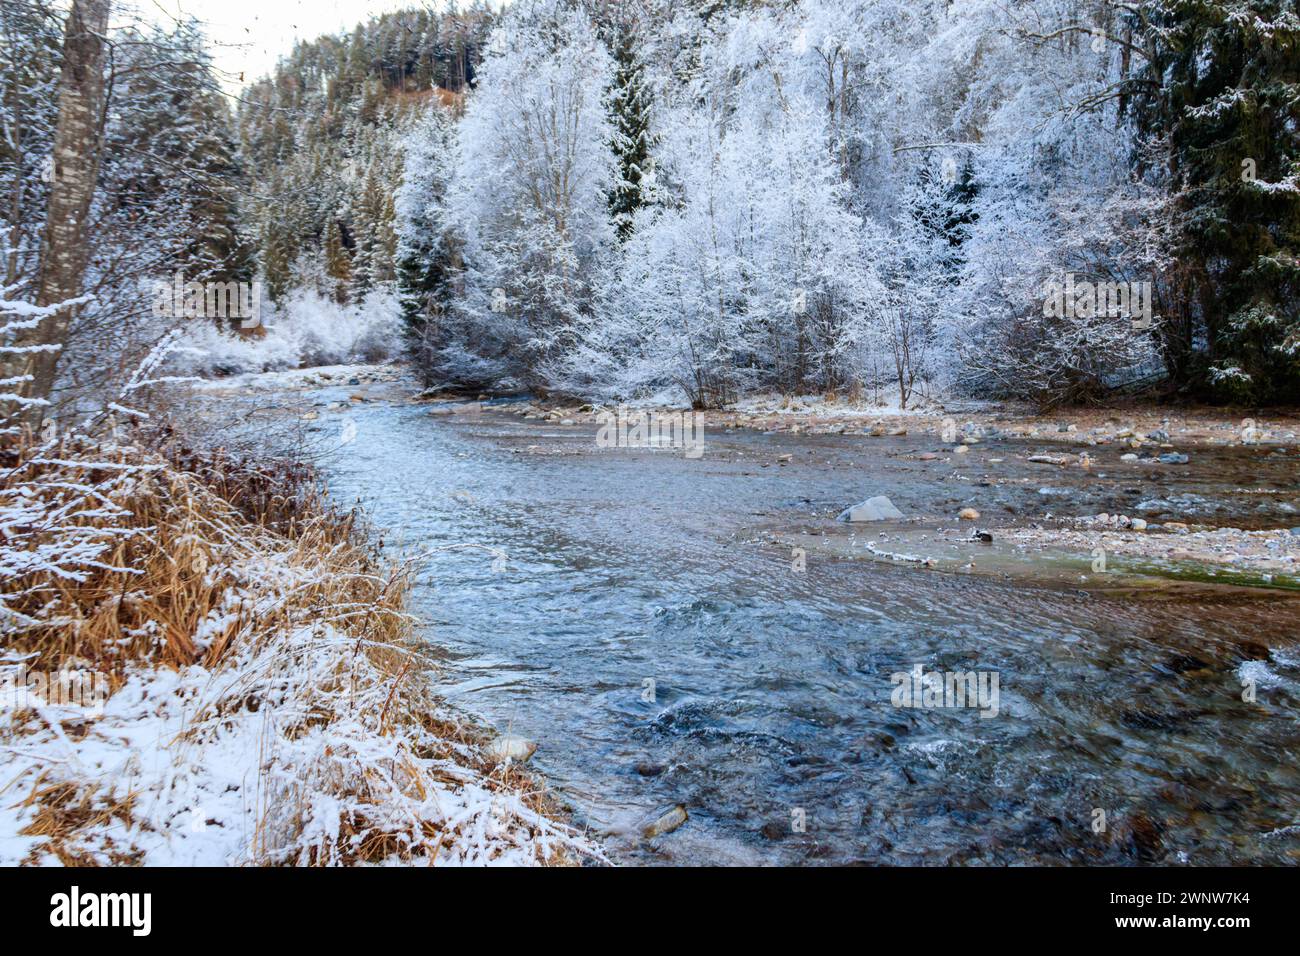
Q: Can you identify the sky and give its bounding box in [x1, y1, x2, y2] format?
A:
[135, 0, 436, 92]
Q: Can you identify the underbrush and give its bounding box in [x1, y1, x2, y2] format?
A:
[0, 430, 599, 866]
[176, 288, 403, 377]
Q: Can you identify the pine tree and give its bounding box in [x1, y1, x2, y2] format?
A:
[1136, 0, 1300, 402]
[395, 104, 453, 382]
[324, 219, 353, 304]
[0, 0, 62, 291]
[608, 29, 654, 240]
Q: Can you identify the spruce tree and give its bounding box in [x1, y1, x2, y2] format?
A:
[608, 30, 654, 240]
[1137, 0, 1300, 402]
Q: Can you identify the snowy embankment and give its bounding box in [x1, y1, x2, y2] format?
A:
[0, 434, 600, 866]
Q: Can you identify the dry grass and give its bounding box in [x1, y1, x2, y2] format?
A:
[0, 430, 601, 866]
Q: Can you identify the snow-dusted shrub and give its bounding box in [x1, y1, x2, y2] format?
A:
[174, 287, 403, 376]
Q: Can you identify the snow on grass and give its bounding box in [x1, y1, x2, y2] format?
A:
[0, 434, 602, 866]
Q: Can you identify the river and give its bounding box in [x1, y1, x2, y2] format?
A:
[298, 381, 1300, 865]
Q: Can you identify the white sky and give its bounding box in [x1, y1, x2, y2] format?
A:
[133, 0, 437, 92]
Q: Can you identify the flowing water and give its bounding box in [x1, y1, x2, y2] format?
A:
[303, 385, 1300, 865]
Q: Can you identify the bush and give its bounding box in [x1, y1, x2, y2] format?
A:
[174, 287, 404, 377]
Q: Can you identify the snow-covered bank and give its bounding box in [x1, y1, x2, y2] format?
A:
[0, 435, 601, 866]
[506, 394, 1300, 447]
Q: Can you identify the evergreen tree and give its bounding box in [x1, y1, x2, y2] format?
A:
[1136, 0, 1300, 402]
[395, 104, 453, 383]
[608, 29, 655, 239]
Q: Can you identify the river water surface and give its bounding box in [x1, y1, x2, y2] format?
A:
[304, 385, 1300, 865]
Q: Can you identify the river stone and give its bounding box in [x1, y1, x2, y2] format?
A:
[838, 495, 905, 522]
[958, 507, 980, 520]
[641, 804, 688, 839]
[1159, 452, 1189, 464]
[487, 735, 536, 763]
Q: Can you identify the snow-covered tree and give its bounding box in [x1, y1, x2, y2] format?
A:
[396, 103, 455, 385]
[440, 0, 619, 390]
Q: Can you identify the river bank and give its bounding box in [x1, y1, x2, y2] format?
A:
[0, 429, 602, 866]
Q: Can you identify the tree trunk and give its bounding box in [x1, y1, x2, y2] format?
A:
[3, 0, 111, 423]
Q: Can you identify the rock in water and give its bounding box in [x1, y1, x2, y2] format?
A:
[1158, 452, 1189, 464]
[837, 495, 905, 522]
[641, 804, 688, 839]
[958, 507, 980, 520]
[487, 735, 536, 763]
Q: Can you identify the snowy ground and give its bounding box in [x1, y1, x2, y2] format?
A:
[190, 361, 406, 394]
[1, 620, 597, 866]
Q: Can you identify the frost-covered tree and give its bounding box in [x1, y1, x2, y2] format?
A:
[395, 103, 455, 385]
[441, 0, 619, 390]
[607, 24, 656, 240]
[374, 0, 1292, 408]
[0, 0, 111, 421]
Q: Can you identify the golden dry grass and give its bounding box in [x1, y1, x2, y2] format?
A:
[0, 430, 600, 866]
